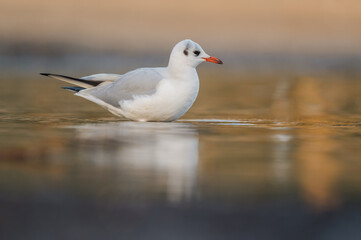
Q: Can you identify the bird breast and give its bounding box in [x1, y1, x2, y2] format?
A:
[121, 72, 199, 121]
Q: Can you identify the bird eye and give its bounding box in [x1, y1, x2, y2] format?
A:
[193, 50, 200, 56]
[183, 50, 188, 56]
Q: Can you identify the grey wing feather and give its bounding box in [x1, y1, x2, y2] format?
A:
[81, 73, 122, 87]
[81, 73, 122, 81]
[78, 68, 165, 107]
[40, 73, 121, 88]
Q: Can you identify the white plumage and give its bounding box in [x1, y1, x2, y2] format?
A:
[41, 39, 222, 122]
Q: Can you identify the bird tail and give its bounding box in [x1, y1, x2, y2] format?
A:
[61, 86, 85, 92]
[40, 73, 103, 89]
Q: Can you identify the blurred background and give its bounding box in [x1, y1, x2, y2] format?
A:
[1, 0, 361, 75]
[1, 1, 361, 240]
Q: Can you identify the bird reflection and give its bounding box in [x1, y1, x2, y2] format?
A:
[72, 121, 199, 203]
[271, 133, 293, 185]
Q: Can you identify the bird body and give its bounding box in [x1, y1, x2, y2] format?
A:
[41, 39, 222, 122]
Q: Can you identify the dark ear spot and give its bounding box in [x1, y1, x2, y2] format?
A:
[183, 49, 188, 56]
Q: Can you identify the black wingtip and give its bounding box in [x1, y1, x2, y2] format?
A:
[40, 73, 103, 87]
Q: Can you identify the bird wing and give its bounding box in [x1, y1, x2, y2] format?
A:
[77, 68, 165, 107]
[40, 73, 122, 88]
[80, 73, 123, 86]
[80, 73, 122, 81]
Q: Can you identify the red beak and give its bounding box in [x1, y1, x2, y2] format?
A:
[203, 56, 223, 64]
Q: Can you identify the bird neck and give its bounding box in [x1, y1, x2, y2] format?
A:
[167, 58, 195, 76]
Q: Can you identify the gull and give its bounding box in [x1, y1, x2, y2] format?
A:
[40, 39, 222, 122]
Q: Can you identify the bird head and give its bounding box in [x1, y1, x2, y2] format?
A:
[169, 39, 223, 69]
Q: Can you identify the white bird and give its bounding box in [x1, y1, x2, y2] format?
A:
[41, 39, 222, 122]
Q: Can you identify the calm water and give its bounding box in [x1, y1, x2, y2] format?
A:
[1, 74, 361, 239]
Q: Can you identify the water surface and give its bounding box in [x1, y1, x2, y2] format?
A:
[1, 75, 361, 239]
